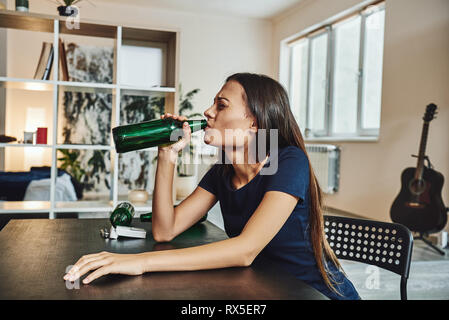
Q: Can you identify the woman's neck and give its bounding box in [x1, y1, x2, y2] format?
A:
[225, 147, 268, 187]
[231, 162, 265, 186]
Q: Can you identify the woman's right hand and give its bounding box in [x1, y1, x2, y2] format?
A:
[158, 113, 191, 160]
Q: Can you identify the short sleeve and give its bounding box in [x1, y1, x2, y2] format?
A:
[198, 163, 220, 196]
[264, 146, 309, 204]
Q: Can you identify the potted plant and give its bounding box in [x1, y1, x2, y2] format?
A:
[148, 85, 202, 200]
[15, 0, 29, 12]
[57, 149, 86, 199]
[121, 94, 167, 200]
[175, 84, 203, 199]
[57, 149, 86, 184]
[54, 0, 93, 17]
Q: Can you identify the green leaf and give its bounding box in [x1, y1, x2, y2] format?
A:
[186, 113, 203, 118]
[185, 88, 200, 100]
[178, 84, 200, 117]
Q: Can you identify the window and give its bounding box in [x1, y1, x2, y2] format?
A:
[287, 3, 385, 140]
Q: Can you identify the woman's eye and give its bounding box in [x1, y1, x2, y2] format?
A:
[217, 104, 225, 109]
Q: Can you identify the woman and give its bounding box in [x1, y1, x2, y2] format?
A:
[64, 73, 360, 300]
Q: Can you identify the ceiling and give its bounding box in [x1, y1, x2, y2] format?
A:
[95, 0, 305, 19]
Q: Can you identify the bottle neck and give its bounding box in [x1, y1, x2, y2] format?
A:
[188, 119, 207, 132]
[170, 118, 207, 132]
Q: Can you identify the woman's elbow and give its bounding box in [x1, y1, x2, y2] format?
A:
[241, 254, 255, 267]
[152, 229, 174, 243]
[240, 245, 259, 267]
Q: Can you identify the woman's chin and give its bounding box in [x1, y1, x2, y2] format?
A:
[203, 135, 214, 145]
[204, 139, 219, 147]
[204, 132, 218, 146]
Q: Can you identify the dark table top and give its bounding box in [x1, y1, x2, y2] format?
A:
[0, 218, 327, 300]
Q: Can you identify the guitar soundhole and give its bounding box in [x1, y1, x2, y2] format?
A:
[406, 179, 428, 208]
[408, 179, 426, 196]
[405, 201, 425, 208]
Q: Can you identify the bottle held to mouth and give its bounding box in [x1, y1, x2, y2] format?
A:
[112, 118, 207, 153]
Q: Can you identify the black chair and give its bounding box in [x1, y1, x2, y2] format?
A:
[323, 215, 414, 300]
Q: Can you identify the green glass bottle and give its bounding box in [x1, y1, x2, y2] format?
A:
[140, 204, 180, 222]
[110, 202, 135, 227]
[140, 211, 208, 224]
[139, 211, 152, 222]
[112, 118, 207, 153]
[198, 213, 208, 223]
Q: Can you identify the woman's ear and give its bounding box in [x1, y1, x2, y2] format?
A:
[249, 119, 258, 133]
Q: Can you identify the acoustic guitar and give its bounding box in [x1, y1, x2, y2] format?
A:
[390, 103, 447, 234]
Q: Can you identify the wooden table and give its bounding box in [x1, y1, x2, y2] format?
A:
[0, 219, 327, 300]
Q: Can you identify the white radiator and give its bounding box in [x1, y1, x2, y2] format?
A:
[305, 144, 340, 194]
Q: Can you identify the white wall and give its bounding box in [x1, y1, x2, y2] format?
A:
[273, 0, 449, 225]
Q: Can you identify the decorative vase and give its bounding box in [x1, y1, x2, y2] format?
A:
[57, 5, 78, 17]
[176, 174, 197, 200]
[15, 0, 29, 12]
[128, 189, 149, 205]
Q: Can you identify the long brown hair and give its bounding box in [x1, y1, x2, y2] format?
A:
[222, 72, 343, 294]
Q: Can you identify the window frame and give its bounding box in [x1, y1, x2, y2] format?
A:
[359, 5, 385, 136]
[306, 27, 331, 137]
[286, 1, 385, 141]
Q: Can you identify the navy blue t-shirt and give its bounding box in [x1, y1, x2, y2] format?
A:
[198, 145, 360, 300]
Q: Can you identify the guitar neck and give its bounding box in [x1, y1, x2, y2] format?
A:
[414, 122, 429, 180]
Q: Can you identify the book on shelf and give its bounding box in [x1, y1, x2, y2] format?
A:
[33, 42, 54, 80]
[58, 38, 69, 81]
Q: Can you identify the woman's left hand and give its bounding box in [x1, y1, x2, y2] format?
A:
[63, 251, 147, 284]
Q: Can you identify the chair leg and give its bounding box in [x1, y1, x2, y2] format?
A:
[400, 276, 408, 300]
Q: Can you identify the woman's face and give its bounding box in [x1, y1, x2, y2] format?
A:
[203, 80, 257, 148]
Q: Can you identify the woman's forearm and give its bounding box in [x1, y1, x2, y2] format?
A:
[142, 236, 253, 273]
[64, 236, 254, 284]
[152, 149, 177, 241]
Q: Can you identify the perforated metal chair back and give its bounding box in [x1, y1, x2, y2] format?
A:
[324, 215, 414, 300]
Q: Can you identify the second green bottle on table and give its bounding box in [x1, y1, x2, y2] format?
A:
[110, 202, 134, 227]
[112, 118, 207, 153]
[140, 210, 208, 224]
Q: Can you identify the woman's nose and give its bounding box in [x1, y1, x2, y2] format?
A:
[204, 105, 214, 119]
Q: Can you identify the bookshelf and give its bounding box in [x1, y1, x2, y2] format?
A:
[0, 10, 180, 218]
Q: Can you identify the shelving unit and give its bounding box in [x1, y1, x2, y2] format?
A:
[0, 10, 180, 218]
